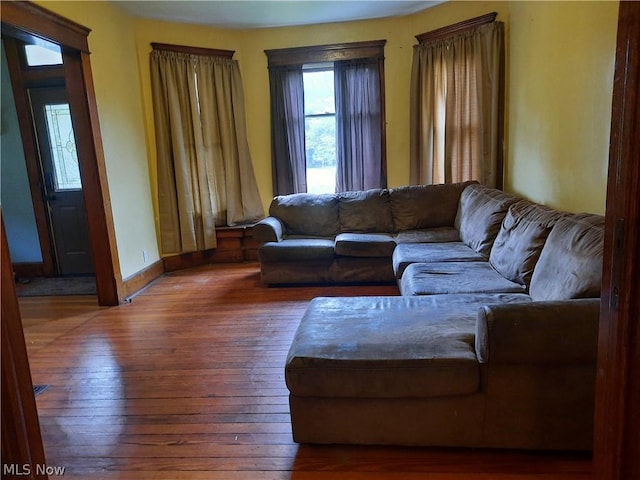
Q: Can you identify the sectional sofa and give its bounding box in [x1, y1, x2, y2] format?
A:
[254, 183, 604, 450]
[254, 181, 476, 285]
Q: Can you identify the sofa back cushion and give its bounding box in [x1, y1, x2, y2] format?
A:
[338, 189, 394, 233]
[529, 213, 605, 301]
[269, 193, 339, 237]
[455, 184, 520, 257]
[389, 181, 476, 232]
[489, 201, 565, 287]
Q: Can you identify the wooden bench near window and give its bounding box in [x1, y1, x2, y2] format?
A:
[162, 225, 259, 272]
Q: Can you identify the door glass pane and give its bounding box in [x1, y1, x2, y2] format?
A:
[44, 104, 81, 191]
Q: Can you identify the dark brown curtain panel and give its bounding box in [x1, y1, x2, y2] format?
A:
[268, 65, 307, 195]
[334, 59, 384, 192]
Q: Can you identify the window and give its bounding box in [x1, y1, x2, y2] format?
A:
[44, 103, 81, 190]
[23, 40, 62, 66]
[410, 13, 505, 188]
[266, 40, 386, 195]
[303, 65, 336, 193]
[150, 43, 264, 254]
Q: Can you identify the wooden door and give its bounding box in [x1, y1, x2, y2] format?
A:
[29, 86, 94, 275]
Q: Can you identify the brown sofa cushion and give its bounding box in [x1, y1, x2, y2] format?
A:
[392, 242, 485, 278]
[389, 181, 476, 232]
[334, 233, 396, 258]
[338, 189, 394, 233]
[269, 193, 339, 237]
[489, 201, 565, 287]
[529, 213, 605, 301]
[455, 184, 519, 257]
[258, 238, 335, 262]
[395, 227, 460, 244]
[399, 262, 526, 296]
[286, 294, 531, 399]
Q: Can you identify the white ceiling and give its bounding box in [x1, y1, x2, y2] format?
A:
[112, 1, 442, 29]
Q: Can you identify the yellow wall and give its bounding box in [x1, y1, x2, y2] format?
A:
[34, 0, 160, 279]
[133, 19, 245, 232]
[33, 0, 619, 279]
[133, 1, 510, 216]
[240, 1, 510, 206]
[133, 0, 617, 218]
[506, 1, 618, 214]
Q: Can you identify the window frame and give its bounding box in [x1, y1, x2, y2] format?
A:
[265, 40, 387, 191]
[265, 40, 386, 67]
[302, 64, 337, 192]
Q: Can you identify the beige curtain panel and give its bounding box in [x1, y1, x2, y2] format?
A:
[410, 22, 504, 188]
[151, 50, 264, 254]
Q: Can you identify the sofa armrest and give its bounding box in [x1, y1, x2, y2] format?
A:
[475, 299, 600, 364]
[253, 216, 285, 243]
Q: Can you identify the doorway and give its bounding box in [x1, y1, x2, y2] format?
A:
[1, 35, 95, 298]
[1, 1, 122, 306]
[29, 86, 94, 276]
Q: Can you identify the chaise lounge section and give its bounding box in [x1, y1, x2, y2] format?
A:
[286, 296, 599, 450]
[259, 182, 604, 450]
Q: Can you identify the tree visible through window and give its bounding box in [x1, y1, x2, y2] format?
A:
[303, 65, 336, 193]
[266, 40, 386, 196]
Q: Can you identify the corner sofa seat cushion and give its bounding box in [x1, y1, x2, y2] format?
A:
[338, 189, 394, 233]
[286, 294, 532, 399]
[395, 227, 460, 244]
[489, 201, 565, 287]
[529, 213, 605, 301]
[258, 238, 335, 262]
[399, 262, 527, 297]
[269, 193, 339, 237]
[389, 181, 476, 232]
[334, 233, 396, 258]
[392, 242, 486, 279]
[455, 184, 520, 257]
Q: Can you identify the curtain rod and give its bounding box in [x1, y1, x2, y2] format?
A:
[415, 12, 498, 44]
[151, 42, 235, 58]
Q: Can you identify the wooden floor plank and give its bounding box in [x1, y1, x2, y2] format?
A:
[20, 263, 592, 479]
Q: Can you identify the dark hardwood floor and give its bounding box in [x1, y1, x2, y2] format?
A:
[19, 262, 592, 479]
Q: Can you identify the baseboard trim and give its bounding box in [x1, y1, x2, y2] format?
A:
[122, 260, 164, 299]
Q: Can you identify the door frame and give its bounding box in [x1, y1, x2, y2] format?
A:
[1, 1, 123, 305]
[2, 36, 59, 278]
[593, 1, 640, 478]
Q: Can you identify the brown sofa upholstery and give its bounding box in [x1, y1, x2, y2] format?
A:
[261, 183, 604, 450]
[254, 181, 477, 284]
[286, 296, 599, 450]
